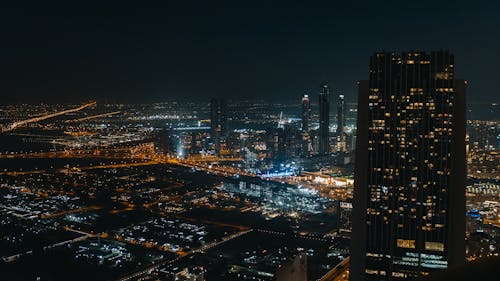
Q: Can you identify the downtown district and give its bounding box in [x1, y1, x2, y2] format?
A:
[0, 51, 499, 281]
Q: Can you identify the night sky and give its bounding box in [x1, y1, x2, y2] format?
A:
[1, 1, 499, 104]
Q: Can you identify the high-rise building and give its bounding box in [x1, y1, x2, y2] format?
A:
[210, 98, 227, 155]
[319, 82, 331, 155]
[153, 128, 173, 155]
[339, 201, 353, 236]
[337, 94, 346, 152]
[302, 94, 311, 133]
[210, 98, 227, 135]
[266, 125, 300, 162]
[266, 127, 284, 161]
[301, 94, 312, 156]
[350, 51, 466, 281]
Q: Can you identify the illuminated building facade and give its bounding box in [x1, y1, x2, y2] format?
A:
[301, 94, 312, 156]
[302, 94, 311, 133]
[337, 94, 346, 152]
[319, 82, 331, 155]
[339, 201, 353, 236]
[350, 51, 466, 280]
[266, 125, 300, 162]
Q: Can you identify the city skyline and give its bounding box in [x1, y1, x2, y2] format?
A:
[0, 3, 499, 281]
[0, 72, 498, 280]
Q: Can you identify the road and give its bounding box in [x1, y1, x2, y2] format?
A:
[2, 227, 91, 263]
[318, 257, 350, 281]
[194, 229, 253, 253]
[40, 205, 102, 219]
[65, 111, 121, 123]
[256, 229, 332, 242]
[3, 101, 96, 132]
[115, 229, 253, 281]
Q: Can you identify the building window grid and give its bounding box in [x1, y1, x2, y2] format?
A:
[364, 52, 455, 278]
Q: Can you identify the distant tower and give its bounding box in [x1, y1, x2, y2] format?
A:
[337, 94, 346, 152]
[210, 98, 227, 155]
[350, 51, 466, 281]
[301, 94, 312, 156]
[266, 127, 285, 161]
[301, 94, 311, 133]
[210, 98, 227, 135]
[319, 82, 330, 155]
[154, 129, 172, 155]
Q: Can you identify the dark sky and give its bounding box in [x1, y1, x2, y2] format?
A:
[1, 1, 499, 104]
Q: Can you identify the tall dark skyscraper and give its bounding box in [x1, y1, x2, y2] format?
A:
[337, 93, 346, 152]
[319, 82, 330, 155]
[301, 94, 311, 133]
[210, 98, 227, 155]
[210, 98, 227, 134]
[350, 51, 466, 281]
[301, 94, 312, 156]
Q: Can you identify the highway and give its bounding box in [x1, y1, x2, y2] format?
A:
[256, 229, 331, 242]
[65, 111, 121, 123]
[2, 227, 92, 263]
[115, 229, 254, 281]
[318, 257, 350, 281]
[194, 229, 253, 253]
[3, 101, 96, 132]
[40, 205, 102, 219]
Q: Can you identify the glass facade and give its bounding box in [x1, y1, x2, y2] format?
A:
[350, 51, 466, 281]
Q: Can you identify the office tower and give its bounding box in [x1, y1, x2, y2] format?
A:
[337, 94, 346, 152]
[266, 125, 299, 162]
[301, 94, 312, 156]
[319, 82, 331, 155]
[266, 127, 285, 161]
[350, 51, 466, 281]
[210, 98, 227, 135]
[154, 129, 173, 155]
[348, 129, 356, 152]
[302, 94, 311, 133]
[284, 124, 301, 159]
[210, 98, 227, 155]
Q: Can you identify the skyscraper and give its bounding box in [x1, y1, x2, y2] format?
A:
[337, 93, 346, 152]
[301, 94, 312, 156]
[210, 98, 227, 155]
[266, 125, 300, 162]
[302, 94, 311, 133]
[350, 51, 466, 281]
[319, 82, 330, 155]
[210, 98, 227, 135]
